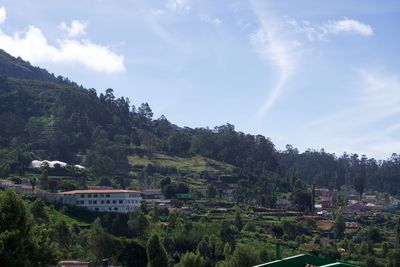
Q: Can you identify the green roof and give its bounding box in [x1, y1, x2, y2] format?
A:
[253, 254, 360, 267]
[176, 193, 192, 199]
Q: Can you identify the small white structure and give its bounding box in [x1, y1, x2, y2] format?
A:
[30, 160, 85, 170]
[30, 160, 67, 168]
[74, 165, 86, 170]
[58, 189, 142, 213]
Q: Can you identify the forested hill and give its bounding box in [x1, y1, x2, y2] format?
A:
[0, 49, 78, 85]
[1, 51, 400, 195]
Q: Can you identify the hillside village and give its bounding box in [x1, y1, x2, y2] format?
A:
[2, 157, 400, 266]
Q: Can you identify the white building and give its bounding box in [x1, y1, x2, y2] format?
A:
[58, 189, 142, 213]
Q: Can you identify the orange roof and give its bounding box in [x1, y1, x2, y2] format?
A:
[57, 189, 142, 195]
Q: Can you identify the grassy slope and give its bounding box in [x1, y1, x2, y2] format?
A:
[128, 153, 237, 176]
[46, 206, 91, 227]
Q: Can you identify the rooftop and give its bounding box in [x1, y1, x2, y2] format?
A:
[57, 189, 142, 195]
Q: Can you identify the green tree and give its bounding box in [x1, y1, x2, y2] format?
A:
[234, 210, 244, 232]
[0, 163, 10, 177]
[291, 190, 312, 212]
[53, 220, 71, 249]
[367, 226, 382, 243]
[147, 234, 169, 267]
[175, 252, 205, 267]
[30, 176, 37, 192]
[90, 218, 115, 262]
[30, 198, 48, 223]
[162, 184, 176, 199]
[258, 247, 270, 263]
[127, 209, 149, 239]
[225, 245, 259, 267]
[219, 221, 237, 250]
[389, 250, 400, 267]
[0, 190, 36, 266]
[115, 238, 148, 267]
[334, 215, 346, 239]
[40, 169, 49, 190]
[382, 242, 389, 257]
[354, 156, 367, 199]
[365, 256, 376, 267]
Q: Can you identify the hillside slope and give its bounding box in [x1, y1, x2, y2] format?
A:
[0, 49, 61, 83]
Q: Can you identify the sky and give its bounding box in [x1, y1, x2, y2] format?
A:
[0, 0, 399, 159]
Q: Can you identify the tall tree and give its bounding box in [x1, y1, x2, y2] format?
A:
[334, 215, 346, 239]
[0, 190, 35, 266]
[40, 169, 49, 190]
[354, 155, 367, 199]
[147, 234, 169, 267]
[127, 209, 149, 239]
[234, 210, 244, 232]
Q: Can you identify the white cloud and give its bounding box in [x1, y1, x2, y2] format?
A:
[287, 17, 373, 41]
[58, 20, 87, 37]
[166, 0, 190, 11]
[323, 18, 373, 36]
[0, 6, 6, 24]
[200, 15, 221, 26]
[249, 1, 299, 117]
[0, 24, 125, 73]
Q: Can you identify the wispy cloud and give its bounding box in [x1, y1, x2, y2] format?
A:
[248, 0, 374, 118]
[0, 6, 5, 24]
[287, 17, 373, 41]
[301, 70, 400, 158]
[323, 18, 373, 36]
[249, 1, 299, 117]
[166, 0, 191, 12]
[200, 14, 221, 26]
[58, 20, 87, 38]
[0, 7, 125, 73]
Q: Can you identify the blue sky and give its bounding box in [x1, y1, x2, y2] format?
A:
[0, 0, 399, 159]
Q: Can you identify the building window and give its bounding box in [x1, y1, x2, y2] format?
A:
[109, 207, 112, 211]
[81, 194, 85, 198]
[106, 200, 110, 204]
[89, 200, 92, 204]
[93, 200, 97, 204]
[114, 207, 118, 211]
[106, 194, 110, 198]
[101, 200, 105, 204]
[94, 194, 98, 198]
[95, 208, 99, 211]
[88, 194, 92, 198]
[119, 200, 123, 204]
[80, 200, 84, 204]
[112, 200, 116, 204]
